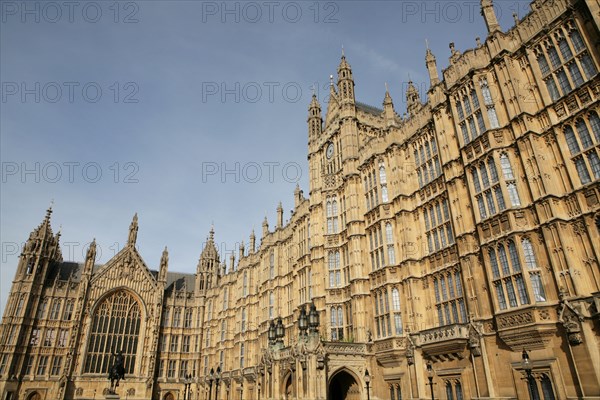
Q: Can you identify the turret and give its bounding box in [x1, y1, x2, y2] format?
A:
[481, 0, 501, 35]
[406, 80, 422, 118]
[337, 51, 355, 106]
[308, 93, 323, 142]
[16, 206, 62, 280]
[195, 227, 220, 295]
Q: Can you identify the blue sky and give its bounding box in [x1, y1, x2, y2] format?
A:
[0, 0, 529, 312]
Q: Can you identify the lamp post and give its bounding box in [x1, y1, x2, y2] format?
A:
[183, 373, 193, 400]
[215, 366, 222, 400]
[522, 349, 540, 400]
[364, 369, 371, 400]
[426, 362, 435, 400]
[275, 317, 285, 344]
[208, 368, 214, 400]
[268, 320, 276, 346]
[298, 305, 308, 337]
[308, 302, 320, 334]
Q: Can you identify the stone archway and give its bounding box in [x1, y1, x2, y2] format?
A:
[328, 369, 361, 400]
[27, 393, 41, 400]
[163, 392, 175, 400]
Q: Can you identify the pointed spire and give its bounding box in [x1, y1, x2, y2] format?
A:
[127, 213, 139, 247]
[83, 239, 97, 276]
[262, 215, 269, 238]
[200, 227, 219, 260]
[160, 246, 169, 268]
[480, 0, 501, 35]
[250, 230, 256, 253]
[159, 246, 168, 283]
[308, 91, 323, 140]
[383, 83, 396, 127]
[229, 252, 235, 272]
[425, 43, 440, 86]
[337, 52, 355, 105]
[294, 184, 304, 208]
[277, 202, 284, 229]
[239, 241, 245, 261]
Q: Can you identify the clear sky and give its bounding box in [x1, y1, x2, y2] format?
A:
[0, 0, 529, 312]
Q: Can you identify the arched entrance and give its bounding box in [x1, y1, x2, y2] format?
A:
[163, 392, 175, 400]
[329, 369, 361, 400]
[284, 374, 293, 399]
[27, 393, 41, 400]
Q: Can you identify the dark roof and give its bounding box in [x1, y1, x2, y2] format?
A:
[164, 272, 195, 292]
[47, 261, 195, 292]
[356, 101, 383, 115]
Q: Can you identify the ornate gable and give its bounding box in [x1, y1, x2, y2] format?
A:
[88, 246, 159, 305]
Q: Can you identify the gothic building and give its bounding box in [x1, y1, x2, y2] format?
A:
[1, 0, 600, 399]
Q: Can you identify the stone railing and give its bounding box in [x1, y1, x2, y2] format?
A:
[416, 324, 469, 346]
[323, 342, 367, 355]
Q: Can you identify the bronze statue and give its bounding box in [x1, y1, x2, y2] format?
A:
[108, 350, 125, 393]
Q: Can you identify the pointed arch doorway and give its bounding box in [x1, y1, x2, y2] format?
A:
[328, 369, 361, 400]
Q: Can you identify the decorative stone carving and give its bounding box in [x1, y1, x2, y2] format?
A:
[558, 299, 584, 345]
[468, 324, 482, 357]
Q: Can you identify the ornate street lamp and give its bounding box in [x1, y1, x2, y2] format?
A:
[364, 369, 371, 400]
[268, 320, 277, 345]
[298, 305, 308, 336]
[308, 302, 320, 333]
[276, 317, 285, 344]
[208, 368, 215, 400]
[215, 366, 222, 400]
[522, 349, 540, 400]
[426, 362, 435, 400]
[183, 373, 193, 400]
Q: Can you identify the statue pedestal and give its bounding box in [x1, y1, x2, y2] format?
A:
[105, 394, 120, 399]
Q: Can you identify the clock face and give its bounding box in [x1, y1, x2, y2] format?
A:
[326, 143, 334, 159]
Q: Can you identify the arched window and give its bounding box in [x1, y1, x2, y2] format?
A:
[328, 251, 341, 288]
[576, 119, 593, 148]
[446, 382, 454, 400]
[508, 241, 521, 272]
[386, 223, 396, 265]
[207, 301, 213, 320]
[242, 271, 248, 296]
[589, 111, 600, 142]
[488, 158, 498, 183]
[489, 249, 500, 278]
[564, 126, 581, 155]
[84, 291, 141, 374]
[500, 153, 514, 179]
[391, 288, 401, 311]
[540, 374, 556, 400]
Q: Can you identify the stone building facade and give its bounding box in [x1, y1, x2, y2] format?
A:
[1, 0, 600, 399]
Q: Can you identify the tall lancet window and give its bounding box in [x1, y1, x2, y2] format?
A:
[84, 291, 141, 375]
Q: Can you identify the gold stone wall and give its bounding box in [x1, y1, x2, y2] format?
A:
[0, 0, 599, 399]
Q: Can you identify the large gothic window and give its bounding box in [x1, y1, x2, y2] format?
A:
[84, 291, 141, 374]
